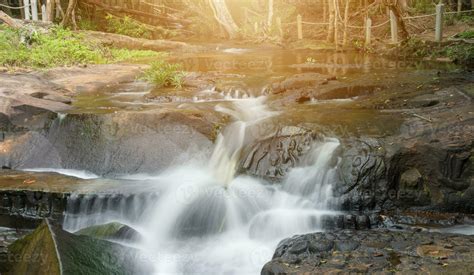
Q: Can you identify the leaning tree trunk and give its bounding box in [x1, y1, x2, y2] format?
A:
[384, 0, 409, 41]
[0, 10, 22, 28]
[209, 0, 239, 39]
[61, 0, 77, 27]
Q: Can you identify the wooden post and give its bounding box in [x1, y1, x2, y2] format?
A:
[334, 0, 339, 50]
[46, 0, 55, 22]
[342, 0, 350, 47]
[41, 3, 47, 22]
[297, 14, 303, 40]
[323, 0, 327, 22]
[365, 17, 372, 48]
[327, 0, 335, 42]
[31, 0, 38, 21]
[276, 17, 283, 37]
[24, 0, 31, 20]
[457, 0, 462, 14]
[435, 3, 445, 42]
[390, 10, 398, 43]
[267, 0, 274, 27]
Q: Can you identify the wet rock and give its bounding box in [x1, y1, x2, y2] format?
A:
[400, 168, 423, 188]
[409, 94, 441, 108]
[335, 138, 386, 211]
[334, 91, 473, 212]
[40, 64, 148, 93]
[0, 109, 218, 176]
[271, 73, 331, 94]
[0, 187, 67, 229]
[262, 229, 474, 275]
[0, 73, 72, 129]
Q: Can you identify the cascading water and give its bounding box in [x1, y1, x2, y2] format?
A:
[62, 96, 342, 274]
[209, 97, 278, 185]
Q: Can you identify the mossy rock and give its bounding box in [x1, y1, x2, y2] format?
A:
[6, 220, 151, 274]
[75, 222, 141, 241]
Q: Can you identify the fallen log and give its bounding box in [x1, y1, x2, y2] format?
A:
[82, 30, 202, 52]
[0, 10, 23, 29]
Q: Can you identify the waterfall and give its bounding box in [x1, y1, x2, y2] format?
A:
[209, 96, 278, 185]
[61, 96, 342, 274]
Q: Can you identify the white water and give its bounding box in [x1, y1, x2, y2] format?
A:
[23, 168, 99, 179]
[62, 96, 342, 274]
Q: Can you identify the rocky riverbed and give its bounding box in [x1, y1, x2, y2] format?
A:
[0, 47, 472, 274]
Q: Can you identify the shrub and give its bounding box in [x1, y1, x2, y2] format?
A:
[457, 30, 474, 39]
[0, 26, 160, 68]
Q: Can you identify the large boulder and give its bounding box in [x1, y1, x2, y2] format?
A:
[334, 87, 473, 213]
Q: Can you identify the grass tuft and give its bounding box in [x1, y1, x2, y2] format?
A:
[141, 60, 186, 88]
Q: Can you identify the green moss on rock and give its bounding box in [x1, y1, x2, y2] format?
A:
[7, 220, 151, 274]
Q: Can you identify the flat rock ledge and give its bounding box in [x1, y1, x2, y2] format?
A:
[262, 229, 474, 274]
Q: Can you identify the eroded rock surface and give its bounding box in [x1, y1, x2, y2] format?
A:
[262, 229, 474, 275]
[240, 126, 322, 180]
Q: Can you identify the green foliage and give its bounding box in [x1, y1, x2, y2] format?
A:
[77, 18, 99, 31]
[412, 0, 435, 14]
[105, 14, 152, 39]
[444, 44, 474, 63]
[142, 60, 186, 88]
[399, 38, 474, 64]
[457, 30, 474, 39]
[0, 26, 160, 68]
[0, 27, 105, 67]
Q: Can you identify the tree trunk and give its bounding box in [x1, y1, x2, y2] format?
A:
[55, 0, 64, 19]
[208, 0, 239, 39]
[384, 0, 409, 41]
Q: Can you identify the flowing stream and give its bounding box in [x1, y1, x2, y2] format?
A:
[62, 96, 342, 274]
